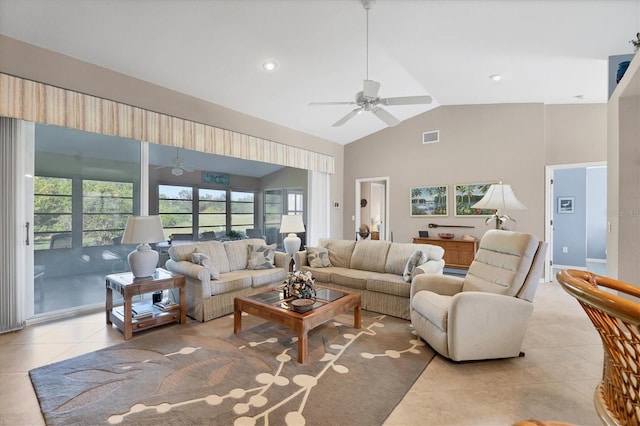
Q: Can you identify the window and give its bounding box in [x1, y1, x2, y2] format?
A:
[158, 185, 193, 238]
[199, 189, 226, 234]
[288, 190, 304, 215]
[34, 177, 72, 250]
[231, 190, 255, 231]
[82, 180, 133, 247]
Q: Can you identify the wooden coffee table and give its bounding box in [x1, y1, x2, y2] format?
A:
[234, 286, 361, 363]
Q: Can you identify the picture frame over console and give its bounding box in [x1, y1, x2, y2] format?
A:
[410, 186, 448, 217]
[454, 183, 497, 216]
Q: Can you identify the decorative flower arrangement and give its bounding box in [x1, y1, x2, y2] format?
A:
[283, 271, 316, 299]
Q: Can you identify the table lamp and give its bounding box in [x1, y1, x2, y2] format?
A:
[280, 214, 305, 256]
[121, 215, 166, 278]
[471, 182, 527, 229]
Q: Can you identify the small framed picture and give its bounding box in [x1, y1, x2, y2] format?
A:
[557, 197, 574, 214]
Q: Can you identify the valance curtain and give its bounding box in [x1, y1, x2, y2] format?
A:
[0, 73, 334, 174]
[0, 118, 34, 334]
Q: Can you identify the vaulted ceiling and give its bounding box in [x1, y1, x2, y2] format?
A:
[1, 0, 638, 145]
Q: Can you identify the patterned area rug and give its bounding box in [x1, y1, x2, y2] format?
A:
[30, 311, 435, 425]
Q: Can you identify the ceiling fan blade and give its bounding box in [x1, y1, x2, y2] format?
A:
[380, 95, 432, 106]
[363, 80, 380, 98]
[332, 108, 362, 127]
[372, 107, 400, 127]
[309, 101, 356, 106]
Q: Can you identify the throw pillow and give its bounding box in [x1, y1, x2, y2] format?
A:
[403, 250, 427, 282]
[306, 246, 332, 268]
[247, 244, 276, 270]
[191, 251, 220, 280]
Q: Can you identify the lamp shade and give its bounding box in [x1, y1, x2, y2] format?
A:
[121, 215, 166, 278]
[280, 215, 305, 258]
[121, 215, 166, 244]
[279, 215, 305, 234]
[471, 183, 527, 211]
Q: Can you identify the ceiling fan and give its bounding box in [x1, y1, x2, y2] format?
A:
[155, 148, 195, 176]
[309, 0, 432, 127]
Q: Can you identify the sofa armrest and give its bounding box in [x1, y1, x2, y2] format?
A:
[165, 259, 211, 283]
[411, 273, 464, 299]
[413, 259, 445, 277]
[293, 250, 308, 267]
[274, 251, 291, 269]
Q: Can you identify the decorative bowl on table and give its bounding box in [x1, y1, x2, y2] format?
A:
[438, 233, 455, 239]
[290, 298, 315, 313]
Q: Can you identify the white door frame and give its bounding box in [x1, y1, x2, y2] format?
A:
[355, 177, 390, 241]
[545, 161, 606, 281]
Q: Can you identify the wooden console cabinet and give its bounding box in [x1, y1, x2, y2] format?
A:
[413, 237, 477, 269]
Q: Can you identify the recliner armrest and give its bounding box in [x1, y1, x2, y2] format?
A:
[411, 273, 464, 299]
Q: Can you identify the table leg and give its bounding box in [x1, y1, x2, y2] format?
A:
[105, 284, 113, 325]
[354, 303, 361, 329]
[179, 286, 186, 324]
[298, 331, 308, 363]
[123, 296, 133, 340]
[233, 300, 242, 334]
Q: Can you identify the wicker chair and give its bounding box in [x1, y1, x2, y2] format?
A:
[556, 269, 640, 426]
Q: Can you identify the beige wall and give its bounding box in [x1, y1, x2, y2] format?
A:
[545, 104, 607, 165]
[345, 103, 607, 244]
[0, 35, 344, 238]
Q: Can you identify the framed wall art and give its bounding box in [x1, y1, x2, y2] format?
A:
[454, 183, 497, 216]
[557, 196, 574, 214]
[410, 186, 448, 217]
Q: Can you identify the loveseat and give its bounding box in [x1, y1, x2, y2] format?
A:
[165, 238, 290, 322]
[294, 239, 445, 320]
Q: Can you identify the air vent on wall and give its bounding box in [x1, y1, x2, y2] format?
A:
[422, 130, 440, 144]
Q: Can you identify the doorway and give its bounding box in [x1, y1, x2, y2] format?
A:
[545, 162, 607, 281]
[355, 177, 390, 241]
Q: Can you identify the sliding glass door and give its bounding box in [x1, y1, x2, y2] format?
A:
[33, 124, 141, 316]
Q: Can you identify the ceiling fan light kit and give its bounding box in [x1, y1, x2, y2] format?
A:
[309, 0, 431, 128]
[156, 147, 194, 175]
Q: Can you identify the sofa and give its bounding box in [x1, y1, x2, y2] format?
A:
[294, 238, 445, 320]
[164, 238, 290, 322]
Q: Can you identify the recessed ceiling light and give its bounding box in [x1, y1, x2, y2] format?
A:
[262, 60, 278, 71]
[489, 74, 503, 81]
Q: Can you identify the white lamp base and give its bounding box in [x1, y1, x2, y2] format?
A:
[283, 233, 301, 256]
[128, 243, 159, 278]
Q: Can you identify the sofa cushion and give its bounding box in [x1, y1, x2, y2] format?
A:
[209, 271, 253, 296]
[299, 265, 333, 284]
[247, 243, 276, 270]
[328, 268, 371, 290]
[318, 238, 355, 268]
[168, 241, 230, 273]
[366, 273, 411, 297]
[403, 250, 427, 282]
[249, 268, 287, 288]
[224, 240, 250, 271]
[350, 240, 391, 273]
[306, 246, 332, 268]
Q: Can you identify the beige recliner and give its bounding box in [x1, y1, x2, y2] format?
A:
[410, 230, 547, 362]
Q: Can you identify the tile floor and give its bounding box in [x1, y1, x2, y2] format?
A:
[0, 277, 603, 426]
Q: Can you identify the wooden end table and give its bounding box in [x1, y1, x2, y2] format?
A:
[106, 268, 186, 340]
[234, 286, 361, 363]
